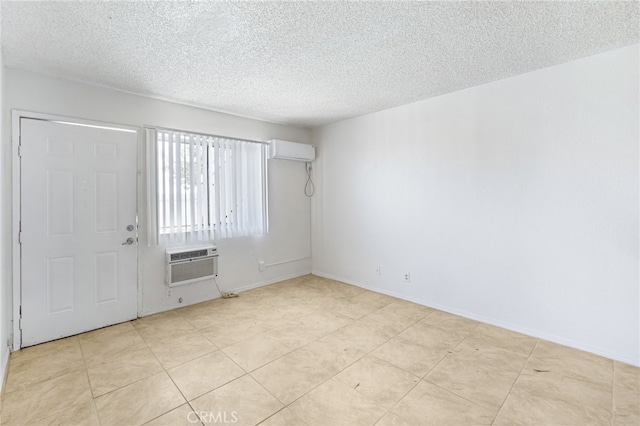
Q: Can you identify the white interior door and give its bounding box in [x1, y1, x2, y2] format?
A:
[20, 118, 138, 347]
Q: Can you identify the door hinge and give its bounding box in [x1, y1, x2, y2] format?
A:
[18, 145, 22, 157]
[19, 316, 22, 331]
[18, 231, 22, 244]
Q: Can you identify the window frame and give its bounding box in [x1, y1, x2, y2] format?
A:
[146, 127, 269, 246]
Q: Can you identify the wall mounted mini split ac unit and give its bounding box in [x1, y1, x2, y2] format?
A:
[268, 139, 316, 162]
[165, 245, 218, 287]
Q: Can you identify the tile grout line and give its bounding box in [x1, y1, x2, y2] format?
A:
[256, 406, 306, 426]
[370, 324, 484, 425]
[274, 308, 434, 424]
[247, 374, 291, 424]
[4, 288, 410, 424]
[130, 322, 195, 425]
[187, 399, 207, 426]
[610, 360, 615, 425]
[76, 333, 104, 425]
[159, 303, 349, 424]
[243, 315, 364, 408]
[189, 286, 365, 423]
[369, 369, 423, 425]
[231, 298, 384, 373]
[417, 328, 502, 414]
[15, 276, 630, 426]
[139, 320, 189, 425]
[171, 334, 258, 424]
[424, 323, 479, 374]
[371, 318, 476, 382]
[246, 306, 428, 418]
[489, 338, 541, 425]
[124, 317, 200, 426]
[426, 379, 501, 413]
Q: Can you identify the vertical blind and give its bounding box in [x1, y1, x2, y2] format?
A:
[146, 128, 268, 245]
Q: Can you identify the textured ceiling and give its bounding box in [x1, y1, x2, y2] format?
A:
[1, 1, 639, 128]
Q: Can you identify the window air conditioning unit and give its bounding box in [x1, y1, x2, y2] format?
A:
[165, 245, 218, 287]
[268, 139, 316, 162]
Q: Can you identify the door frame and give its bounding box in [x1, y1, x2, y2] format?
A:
[11, 110, 143, 351]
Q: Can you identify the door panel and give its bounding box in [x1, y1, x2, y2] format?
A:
[47, 256, 75, 314]
[95, 252, 118, 304]
[21, 118, 138, 347]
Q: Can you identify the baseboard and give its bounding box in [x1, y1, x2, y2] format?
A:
[312, 270, 428, 304]
[422, 301, 640, 367]
[140, 270, 312, 317]
[311, 270, 640, 367]
[226, 271, 311, 294]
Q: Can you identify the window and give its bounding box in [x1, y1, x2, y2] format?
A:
[147, 128, 268, 244]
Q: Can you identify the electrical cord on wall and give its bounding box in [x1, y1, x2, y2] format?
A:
[305, 162, 315, 197]
[214, 276, 238, 299]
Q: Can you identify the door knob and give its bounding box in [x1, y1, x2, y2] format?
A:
[122, 237, 135, 245]
[126, 224, 135, 232]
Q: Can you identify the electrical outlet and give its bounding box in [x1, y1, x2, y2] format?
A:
[403, 273, 411, 283]
[375, 266, 381, 276]
[166, 288, 172, 298]
[259, 261, 265, 272]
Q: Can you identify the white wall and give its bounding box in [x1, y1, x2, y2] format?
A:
[312, 44, 640, 366]
[0, 5, 9, 388]
[3, 69, 312, 328]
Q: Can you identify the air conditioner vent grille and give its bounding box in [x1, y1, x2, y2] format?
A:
[166, 245, 218, 287]
[170, 249, 208, 262]
[170, 257, 216, 285]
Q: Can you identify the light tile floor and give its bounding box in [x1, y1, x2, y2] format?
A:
[1, 275, 638, 425]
